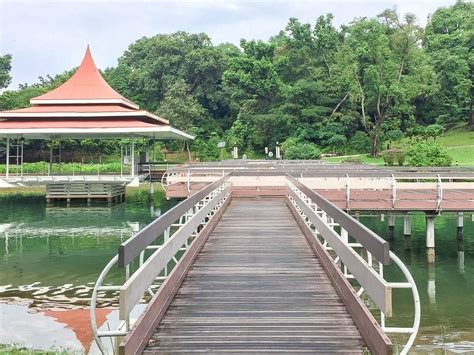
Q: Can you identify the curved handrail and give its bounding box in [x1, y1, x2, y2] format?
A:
[387, 252, 421, 355]
[160, 170, 168, 191]
[90, 255, 120, 355]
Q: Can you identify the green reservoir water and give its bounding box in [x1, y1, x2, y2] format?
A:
[0, 190, 473, 353]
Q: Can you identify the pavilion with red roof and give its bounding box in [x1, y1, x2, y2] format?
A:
[0, 46, 193, 180]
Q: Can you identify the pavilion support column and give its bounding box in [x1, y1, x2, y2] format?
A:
[426, 214, 436, 263]
[49, 144, 53, 176]
[5, 137, 9, 178]
[403, 213, 412, 250]
[150, 138, 155, 194]
[20, 139, 24, 177]
[130, 138, 135, 178]
[120, 143, 123, 177]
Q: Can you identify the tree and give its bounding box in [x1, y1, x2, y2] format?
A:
[335, 11, 437, 156]
[0, 54, 12, 89]
[156, 79, 207, 130]
[424, 1, 473, 126]
[107, 31, 231, 131]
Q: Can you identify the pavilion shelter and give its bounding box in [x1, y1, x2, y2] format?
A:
[0, 46, 193, 179]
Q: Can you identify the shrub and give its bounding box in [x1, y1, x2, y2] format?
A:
[0, 162, 129, 174]
[381, 149, 405, 166]
[406, 141, 452, 167]
[282, 138, 321, 160]
[348, 131, 371, 154]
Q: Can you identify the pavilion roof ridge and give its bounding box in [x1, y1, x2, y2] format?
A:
[30, 45, 138, 110]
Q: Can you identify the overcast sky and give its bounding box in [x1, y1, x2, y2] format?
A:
[0, 0, 455, 89]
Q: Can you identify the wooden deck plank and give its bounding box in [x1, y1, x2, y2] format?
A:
[144, 198, 365, 354]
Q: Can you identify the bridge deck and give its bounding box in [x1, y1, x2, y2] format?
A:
[144, 198, 365, 353]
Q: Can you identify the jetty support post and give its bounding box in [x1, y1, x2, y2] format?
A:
[403, 213, 412, 249]
[388, 213, 395, 240]
[457, 212, 464, 230]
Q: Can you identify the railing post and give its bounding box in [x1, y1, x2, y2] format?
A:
[346, 174, 350, 211]
[436, 174, 442, 212]
[187, 169, 191, 195]
[391, 174, 396, 209]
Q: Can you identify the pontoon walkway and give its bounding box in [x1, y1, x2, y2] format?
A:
[90, 174, 420, 355]
[146, 199, 364, 353]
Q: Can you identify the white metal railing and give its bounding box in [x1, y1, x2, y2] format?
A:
[287, 179, 420, 355]
[90, 178, 231, 354]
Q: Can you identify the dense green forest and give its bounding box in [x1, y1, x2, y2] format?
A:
[0, 1, 472, 164]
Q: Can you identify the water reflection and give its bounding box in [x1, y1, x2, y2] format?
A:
[427, 263, 436, 306]
[1, 194, 473, 353]
[0, 189, 176, 352]
[360, 212, 474, 353]
[457, 237, 465, 274]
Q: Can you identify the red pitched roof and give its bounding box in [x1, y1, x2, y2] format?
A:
[30, 45, 136, 108]
[0, 46, 193, 139]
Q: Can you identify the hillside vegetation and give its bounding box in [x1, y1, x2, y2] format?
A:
[0, 1, 472, 165]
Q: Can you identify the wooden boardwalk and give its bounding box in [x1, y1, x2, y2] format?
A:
[144, 198, 365, 353]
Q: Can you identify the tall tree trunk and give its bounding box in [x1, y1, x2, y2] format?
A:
[371, 135, 378, 157]
[370, 116, 384, 157]
[330, 92, 349, 118]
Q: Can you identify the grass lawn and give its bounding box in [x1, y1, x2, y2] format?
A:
[322, 154, 385, 165]
[437, 124, 474, 147]
[323, 123, 473, 167]
[446, 146, 474, 166]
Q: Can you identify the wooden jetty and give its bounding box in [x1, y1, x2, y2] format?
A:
[146, 199, 365, 353]
[91, 173, 420, 355]
[46, 182, 126, 204]
[162, 161, 474, 212]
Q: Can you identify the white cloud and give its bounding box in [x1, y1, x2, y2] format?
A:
[0, 0, 457, 89]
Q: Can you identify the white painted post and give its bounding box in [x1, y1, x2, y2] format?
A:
[5, 137, 9, 178]
[404, 214, 412, 236]
[149, 164, 154, 194]
[49, 144, 53, 176]
[341, 228, 349, 276]
[345, 174, 350, 210]
[457, 212, 464, 228]
[426, 215, 435, 263]
[130, 138, 135, 178]
[388, 214, 396, 229]
[20, 140, 24, 177]
[120, 143, 123, 178]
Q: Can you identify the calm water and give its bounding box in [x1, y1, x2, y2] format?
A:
[0, 191, 473, 354]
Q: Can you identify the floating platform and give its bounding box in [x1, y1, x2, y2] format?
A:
[46, 182, 126, 204]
